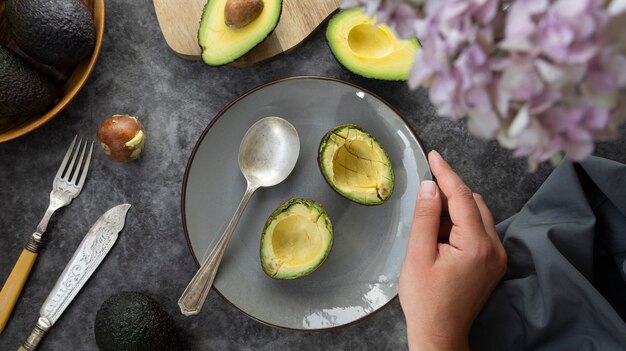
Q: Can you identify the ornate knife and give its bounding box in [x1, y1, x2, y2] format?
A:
[18, 204, 131, 351]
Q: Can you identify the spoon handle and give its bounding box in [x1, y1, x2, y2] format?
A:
[178, 183, 257, 316]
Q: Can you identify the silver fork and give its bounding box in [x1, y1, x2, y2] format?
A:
[0, 136, 93, 333]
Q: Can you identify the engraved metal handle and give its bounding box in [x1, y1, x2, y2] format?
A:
[18, 317, 51, 351]
[178, 183, 258, 316]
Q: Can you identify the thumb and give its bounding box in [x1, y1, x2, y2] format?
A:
[405, 180, 442, 266]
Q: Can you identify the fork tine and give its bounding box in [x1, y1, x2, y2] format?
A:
[77, 141, 93, 190]
[70, 139, 88, 184]
[55, 135, 78, 180]
[64, 137, 83, 180]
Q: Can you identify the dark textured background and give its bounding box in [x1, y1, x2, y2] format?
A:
[1, 0, 625, 350]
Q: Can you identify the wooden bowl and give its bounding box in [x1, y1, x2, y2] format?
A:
[0, 0, 105, 142]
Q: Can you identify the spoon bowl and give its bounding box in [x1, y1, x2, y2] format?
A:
[239, 117, 300, 187]
[179, 116, 300, 316]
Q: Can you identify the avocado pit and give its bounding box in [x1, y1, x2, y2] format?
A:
[96, 114, 146, 163]
[225, 0, 264, 28]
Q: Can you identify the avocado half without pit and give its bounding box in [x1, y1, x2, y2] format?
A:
[319, 124, 394, 205]
[326, 8, 419, 81]
[261, 199, 333, 280]
[198, 0, 282, 66]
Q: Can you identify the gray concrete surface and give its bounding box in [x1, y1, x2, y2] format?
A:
[1, 0, 625, 349]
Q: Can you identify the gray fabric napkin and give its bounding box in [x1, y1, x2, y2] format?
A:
[470, 156, 626, 350]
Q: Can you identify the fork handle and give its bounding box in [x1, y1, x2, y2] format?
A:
[0, 246, 39, 333]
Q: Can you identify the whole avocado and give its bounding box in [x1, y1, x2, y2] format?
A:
[95, 292, 178, 351]
[6, 0, 95, 67]
[0, 45, 58, 119]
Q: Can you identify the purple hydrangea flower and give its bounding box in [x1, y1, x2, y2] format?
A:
[342, 0, 626, 169]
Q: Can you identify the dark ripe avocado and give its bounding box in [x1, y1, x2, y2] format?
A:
[198, 0, 282, 66]
[95, 292, 178, 351]
[0, 45, 58, 119]
[6, 0, 95, 67]
[319, 124, 394, 205]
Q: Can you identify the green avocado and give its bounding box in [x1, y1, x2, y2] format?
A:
[318, 124, 394, 206]
[326, 8, 419, 81]
[260, 199, 333, 280]
[95, 292, 178, 351]
[6, 0, 95, 67]
[198, 0, 282, 66]
[0, 45, 58, 119]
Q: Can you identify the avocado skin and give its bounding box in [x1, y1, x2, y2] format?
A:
[6, 0, 95, 67]
[0, 45, 58, 119]
[95, 292, 178, 351]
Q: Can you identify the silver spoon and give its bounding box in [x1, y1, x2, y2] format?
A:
[178, 116, 300, 316]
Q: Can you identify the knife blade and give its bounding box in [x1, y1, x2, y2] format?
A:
[18, 204, 131, 351]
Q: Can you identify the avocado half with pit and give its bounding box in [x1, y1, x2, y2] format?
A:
[198, 0, 282, 66]
[326, 8, 419, 81]
[319, 124, 394, 205]
[260, 199, 333, 280]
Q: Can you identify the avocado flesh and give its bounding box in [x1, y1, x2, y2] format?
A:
[198, 0, 282, 66]
[261, 199, 333, 280]
[95, 292, 178, 351]
[6, 0, 95, 67]
[319, 125, 394, 205]
[326, 8, 419, 81]
[0, 45, 58, 119]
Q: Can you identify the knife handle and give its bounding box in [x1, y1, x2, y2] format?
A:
[17, 317, 50, 351]
[0, 246, 39, 333]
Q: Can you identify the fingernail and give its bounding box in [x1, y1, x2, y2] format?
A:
[418, 180, 437, 199]
[430, 150, 443, 160]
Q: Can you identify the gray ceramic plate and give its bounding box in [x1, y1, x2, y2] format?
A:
[182, 77, 431, 330]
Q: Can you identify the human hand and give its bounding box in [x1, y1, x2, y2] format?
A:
[399, 150, 507, 351]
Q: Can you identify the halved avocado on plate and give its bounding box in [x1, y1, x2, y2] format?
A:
[319, 124, 394, 205]
[326, 8, 419, 80]
[198, 0, 282, 66]
[260, 199, 333, 280]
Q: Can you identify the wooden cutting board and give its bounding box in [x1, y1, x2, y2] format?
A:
[153, 0, 341, 66]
